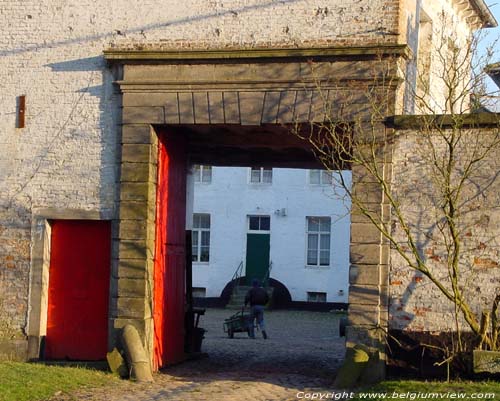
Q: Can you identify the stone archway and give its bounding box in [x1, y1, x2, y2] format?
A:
[105, 45, 408, 375]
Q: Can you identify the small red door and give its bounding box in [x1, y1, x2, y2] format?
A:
[45, 220, 111, 360]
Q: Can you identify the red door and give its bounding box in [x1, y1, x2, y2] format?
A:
[153, 132, 187, 369]
[45, 220, 111, 360]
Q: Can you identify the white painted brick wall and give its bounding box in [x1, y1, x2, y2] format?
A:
[389, 129, 500, 332]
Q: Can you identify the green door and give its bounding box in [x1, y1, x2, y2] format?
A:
[245, 233, 270, 285]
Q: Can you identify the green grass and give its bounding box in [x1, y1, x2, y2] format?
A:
[0, 362, 117, 401]
[354, 381, 500, 400]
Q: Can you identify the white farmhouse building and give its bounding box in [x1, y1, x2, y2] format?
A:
[190, 166, 351, 308]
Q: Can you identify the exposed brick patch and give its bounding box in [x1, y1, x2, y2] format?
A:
[473, 257, 499, 269]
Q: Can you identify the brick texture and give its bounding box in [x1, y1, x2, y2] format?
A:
[389, 128, 500, 332]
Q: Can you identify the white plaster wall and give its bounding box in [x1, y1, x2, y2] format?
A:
[398, 0, 483, 113]
[192, 167, 351, 303]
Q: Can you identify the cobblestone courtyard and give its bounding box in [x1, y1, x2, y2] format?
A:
[53, 309, 346, 401]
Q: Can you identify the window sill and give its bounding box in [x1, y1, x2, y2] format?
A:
[304, 265, 331, 270]
[193, 262, 210, 266]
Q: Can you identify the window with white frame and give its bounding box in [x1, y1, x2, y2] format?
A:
[193, 165, 212, 183]
[307, 292, 327, 302]
[192, 214, 210, 262]
[250, 167, 272, 184]
[306, 217, 331, 266]
[309, 169, 333, 185]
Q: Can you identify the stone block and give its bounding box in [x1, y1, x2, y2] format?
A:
[116, 239, 150, 260]
[345, 325, 385, 350]
[122, 93, 170, 107]
[122, 125, 154, 144]
[350, 243, 380, 265]
[309, 90, 327, 122]
[114, 296, 151, 319]
[164, 92, 180, 124]
[349, 285, 380, 305]
[122, 107, 164, 124]
[350, 222, 382, 244]
[117, 278, 148, 297]
[261, 91, 281, 123]
[351, 164, 380, 184]
[473, 350, 500, 374]
[178, 92, 195, 124]
[118, 219, 152, 240]
[120, 182, 155, 202]
[112, 258, 149, 279]
[349, 264, 385, 286]
[239, 92, 265, 125]
[348, 304, 379, 326]
[120, 162, 157, 183]
[350, 203, 390, 224]
[119, 201, 153, 221]
[276, 91, 296, 124]
[380, 244, 390, 266]
[294, 90, 313, 122]
[207, 92, 225, 124]
[193, 92, 210, 124]
[27, 336, 41, 360]
[223, 92, 240, 123]
[122, 144, 154, 163]
[352, 182, 384, 204]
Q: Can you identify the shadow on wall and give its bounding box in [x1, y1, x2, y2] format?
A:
[43, 55, 119, 218]
[1, 0, 303, 58]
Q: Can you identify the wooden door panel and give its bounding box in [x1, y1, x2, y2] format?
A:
[153, 132, 187, 369]
[45, 220, 111, 360]
[245, 233, 271, 284]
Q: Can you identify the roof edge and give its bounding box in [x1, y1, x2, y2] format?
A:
[386, 113, 500, 129]
[486, 62, 500, 87]
[470, 0, 498, 28]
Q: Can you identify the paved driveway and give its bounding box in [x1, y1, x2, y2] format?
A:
[53, 309, 346, 401]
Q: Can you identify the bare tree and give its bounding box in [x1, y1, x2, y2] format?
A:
[294, 15, 500, 362]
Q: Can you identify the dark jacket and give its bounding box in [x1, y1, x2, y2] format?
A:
[245, 287, 269, 306]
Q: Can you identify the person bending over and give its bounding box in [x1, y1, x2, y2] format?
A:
[244, 278, 269, 339]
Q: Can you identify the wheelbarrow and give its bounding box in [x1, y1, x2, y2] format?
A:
[223, 307, 254, 338]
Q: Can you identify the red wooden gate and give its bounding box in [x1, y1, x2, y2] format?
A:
[153, 132, 187, 369]
[45, 220, 111, 360]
